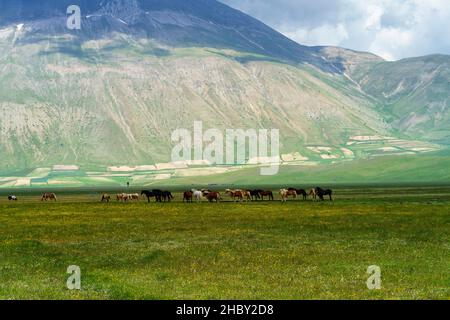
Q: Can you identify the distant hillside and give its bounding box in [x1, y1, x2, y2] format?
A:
[350, 55, 450, 144]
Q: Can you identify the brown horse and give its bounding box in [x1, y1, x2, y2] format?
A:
[205, 192, 221, 203]
[183, 191, 193, 203]
[41, 193, 57, 201]
[259, 191, 274, 201]
[225, 189, 244, 202]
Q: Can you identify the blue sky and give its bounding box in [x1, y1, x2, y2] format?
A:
[220, 0, 450, 60]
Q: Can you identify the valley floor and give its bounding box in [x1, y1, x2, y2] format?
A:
[0, 187, 449, 300]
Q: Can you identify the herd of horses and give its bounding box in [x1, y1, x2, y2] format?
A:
[111, 187, 332, 203]
[6, 187, 333, 203]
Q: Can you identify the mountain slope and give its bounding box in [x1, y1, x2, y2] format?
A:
[0, 0, 448, 184]
[350, 55, 450, 143]
[0, 0, 341, 72]
[0, 38, 389, 172]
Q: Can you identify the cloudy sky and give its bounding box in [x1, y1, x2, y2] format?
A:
[220, 0, 450, 61]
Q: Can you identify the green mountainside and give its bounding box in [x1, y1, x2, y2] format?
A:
[0, 0, 449, 187]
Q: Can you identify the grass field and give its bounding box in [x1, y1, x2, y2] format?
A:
[0, 187, 449, 300]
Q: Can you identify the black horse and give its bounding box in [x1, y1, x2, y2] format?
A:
[141, 190, 173, 203]
[315, 187, 333, 201]
[161, 191, 174, 202]
[141, 190, 162, 203]
[250, 190, 262, 201]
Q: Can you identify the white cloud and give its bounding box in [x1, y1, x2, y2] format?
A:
[221, 0, 450, 60]
[283, 23, 349, 47]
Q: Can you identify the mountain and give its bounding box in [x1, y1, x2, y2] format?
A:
[349, 54, 450, 144]
[0, 0, 448, 186]
[0, 0, 344, 72]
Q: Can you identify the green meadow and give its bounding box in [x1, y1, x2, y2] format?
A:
[0, 187, 449, 300]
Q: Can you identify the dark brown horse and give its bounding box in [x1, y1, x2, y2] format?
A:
[315, 187, 333, 201]
[183, 191, 193, 203]
[161, 191, 174, 202]
[259, 190, 274, 201]
[205, 192, 221, 203]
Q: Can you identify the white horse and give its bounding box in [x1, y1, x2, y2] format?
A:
[191, 189, 203, 202]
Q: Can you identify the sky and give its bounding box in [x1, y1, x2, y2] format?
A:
[220, 0, 450, 61]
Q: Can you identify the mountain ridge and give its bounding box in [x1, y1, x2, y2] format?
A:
[0, 0, 343, 73]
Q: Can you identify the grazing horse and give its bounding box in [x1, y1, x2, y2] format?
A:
[280, 189, 297, 202]
[117, 193, 135, 202]
[161, 191, 174, 202]
[129, 194, 140, 201]
[289, 188, 308, 200]
[101, 194, 111, 202]
[141, 190, 157, 203]
[183, 191, 193, 203]
[192, 189, 204, 202]
[225, 189, 244, 202]
[315, 187, 333, 201]
[205, 192, 221, 203]
[308, 189, 317, 201]
[8, 195, 18, 201]
[249, 190, 262, 201]
[41, 193, 57, 201]
[241, 190, 252, 201]
[259, 190, 274, 201]
[152, 189, 165, 202]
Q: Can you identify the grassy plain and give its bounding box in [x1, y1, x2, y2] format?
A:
[0, 187, 449, 300]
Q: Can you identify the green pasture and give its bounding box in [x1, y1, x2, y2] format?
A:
[0, 187, 449, 300]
